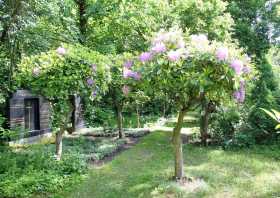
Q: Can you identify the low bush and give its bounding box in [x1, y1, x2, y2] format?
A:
[210, 104, 280, 148]
[0, 143, 87, 198]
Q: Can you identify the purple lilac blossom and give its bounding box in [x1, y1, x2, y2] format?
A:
[132, 72, 141, 80]
[234, 80, 246, 103]
[92, 90, 97, 98]
[230, 59, 244, 75]
[122, 85, 130, 96]
[123, 68, 134, 79]
[233, 91, 241, 101]
[87, 78, 94, 86]
[167, 50, 181, 62]
[139, 52, 153, 63]
[242, 66, 251, 74]
[91, 64, 97, 72]
[151, 42, 166, 53]
[123, 60, 134, 68]
[216, 47, 229, 61]
[56, 47, 66, 55]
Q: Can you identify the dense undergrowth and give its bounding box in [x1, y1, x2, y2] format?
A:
[0, 136, 127, 198]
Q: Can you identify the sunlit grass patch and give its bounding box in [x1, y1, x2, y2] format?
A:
[64, 132, 280, 198]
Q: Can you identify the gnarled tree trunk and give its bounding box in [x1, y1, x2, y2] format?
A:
[172, 109, 187, 180]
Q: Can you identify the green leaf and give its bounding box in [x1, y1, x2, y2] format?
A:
[260, 108, 278, 122]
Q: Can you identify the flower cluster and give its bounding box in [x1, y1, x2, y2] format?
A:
[123, 68, 141, 80]
[121, 56, 142, 96]
[56, 47, 67, 56]
[234, 80, 245, 103]
[150, 27, 188, 62]
[134, 27, 252, 103]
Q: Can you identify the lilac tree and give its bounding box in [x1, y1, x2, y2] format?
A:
[137, 27, 253, 180]
[105, 53, 142, 138]
[16, 45, 111, 160]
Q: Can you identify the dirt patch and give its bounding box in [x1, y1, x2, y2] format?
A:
[173, 177, 208, 193]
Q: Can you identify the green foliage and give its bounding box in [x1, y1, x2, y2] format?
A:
[91, 138, 127, 161]
[260, 108, 280, 129]
[248, 58, 279, 142]
[0, 49, 10, 104]
[0, 135, 134, 198]
[210, 104, 258, 148]
[85, 105, 158, 129]
[210, 106, 241, 143]
[173, 0, 233, 40]
[87, 0, 172, 53]
[0, 145, 87, 198]
[227, 1, 280, 143]
[16, 44, 111, 129]
[227, 0, 271, 56]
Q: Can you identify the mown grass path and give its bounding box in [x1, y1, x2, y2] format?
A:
[63, 132, 280, 198]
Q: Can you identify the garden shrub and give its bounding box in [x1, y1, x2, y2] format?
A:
[0, 144, 88, 198]
[248, 58, 280, 143]
[210, 107, 241, 143]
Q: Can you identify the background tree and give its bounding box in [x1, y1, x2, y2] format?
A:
[85, 0, 173, 53]
[227, 0, 280, 142]
[102, 54, 141, 138]
[128, 91, 150, 128]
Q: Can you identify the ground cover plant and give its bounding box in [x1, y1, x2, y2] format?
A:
[0, 134, 137, 198]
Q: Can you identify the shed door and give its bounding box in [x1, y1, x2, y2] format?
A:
[24, 98, 40, 131]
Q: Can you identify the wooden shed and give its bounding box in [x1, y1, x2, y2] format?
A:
[9, 90, 51, 141]
[8, 90, 85, 143]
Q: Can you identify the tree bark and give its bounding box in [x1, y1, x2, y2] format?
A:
[116, 104, 124, 139]
[136, 104, 141, 128]
[200, 102, 210, 146]
[173, 109, 187, 180]
[55, 128, 64, 161]
[75, 0, 88, 44]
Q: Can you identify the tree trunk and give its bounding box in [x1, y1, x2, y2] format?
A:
[136, 104, 141, 128]
[116, 105, 124, 139]
[163, 102, 166, 118]
[75, 0, 88, 44]
[173, 109, 187, 180]
[55, 128, 64, 160]
[200, 103, 210, 146]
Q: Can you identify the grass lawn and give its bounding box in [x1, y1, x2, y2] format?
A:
[62, 132, 280, 198]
